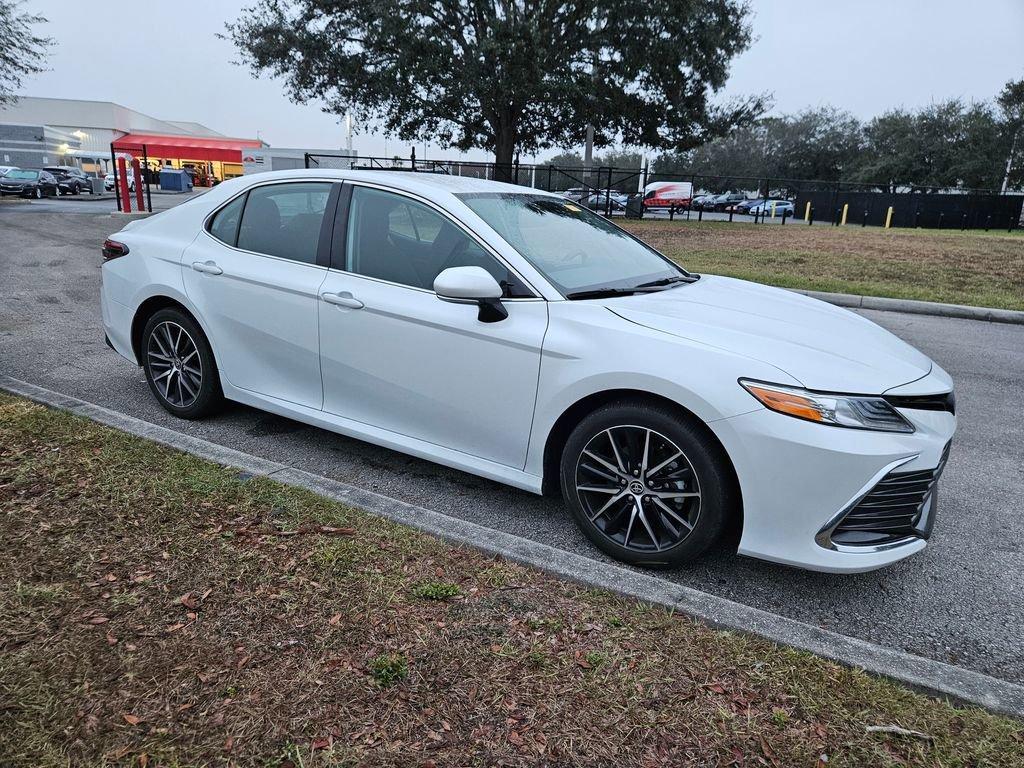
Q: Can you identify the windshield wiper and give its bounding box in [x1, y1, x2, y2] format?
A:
[566, 287, 644, 300]
[566, 274, 700, 300]
[634, 275, 699, 289]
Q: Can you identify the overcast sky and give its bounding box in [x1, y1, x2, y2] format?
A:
[18, 0, 1024, 162]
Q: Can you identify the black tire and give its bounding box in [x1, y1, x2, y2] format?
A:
[560, 400, 737, 568]
[141, 308, 223, 419]
[73, 184, 80, 195]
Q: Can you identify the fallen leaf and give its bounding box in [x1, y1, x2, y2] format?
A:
[87, 616, 109, 625]
[329, 613, 343, 626]
[122, 714, 142, 725]
[179, 592, 198, 610]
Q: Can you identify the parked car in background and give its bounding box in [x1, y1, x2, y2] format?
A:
[583, 190, 628, 211]
[0, 168, 59, 198]
[642, 181, 693, 210]
[44, 166, 92, 195]
[711, 193, 747, 212]
[689, 194, 714, 210]
[101, 169, 956, 574]
[749, 200, 796, 217]
[734, 198, 764, 214]
[561, 187, 588, 202]
[105, 173, 136, 192]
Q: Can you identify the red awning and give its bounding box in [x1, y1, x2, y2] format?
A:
[112, 133, 263, 163]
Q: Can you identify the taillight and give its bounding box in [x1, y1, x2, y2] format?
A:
[102, 239, 129, 260]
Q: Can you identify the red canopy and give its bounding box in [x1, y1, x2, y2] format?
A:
[112, 133, 263, 162]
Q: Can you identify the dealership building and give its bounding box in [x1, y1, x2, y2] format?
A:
[0, 97, 264, 181]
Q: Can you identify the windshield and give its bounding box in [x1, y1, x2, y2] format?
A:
[6, 170, 38, 180]
[457, 193, 690, 297]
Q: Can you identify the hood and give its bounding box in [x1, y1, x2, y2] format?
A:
[603, 275, 932, 394]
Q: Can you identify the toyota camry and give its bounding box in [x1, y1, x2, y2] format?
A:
[100, 170, 956, 573]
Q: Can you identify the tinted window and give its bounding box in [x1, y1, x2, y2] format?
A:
[208, 194, 246, 246]
[345, 186, 530, 297]
[237, 182, 331, 264]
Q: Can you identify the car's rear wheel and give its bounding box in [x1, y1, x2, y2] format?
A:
[141, 308, 222, 419]
[560, 401, 735, 568]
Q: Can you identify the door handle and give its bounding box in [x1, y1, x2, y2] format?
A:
[191, 260, 223, 275]
[321, 292, 364, 309]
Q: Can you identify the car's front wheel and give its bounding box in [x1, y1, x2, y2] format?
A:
[141, 308, 223, 419]
[560, 400, 736, 568]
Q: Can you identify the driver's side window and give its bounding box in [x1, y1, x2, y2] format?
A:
[344, 186, 531, 297]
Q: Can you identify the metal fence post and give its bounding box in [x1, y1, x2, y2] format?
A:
[142, 144, 152, 213]
[109, 143, 121, 212]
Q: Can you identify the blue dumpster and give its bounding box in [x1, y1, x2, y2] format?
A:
[159, 168, 193, 192]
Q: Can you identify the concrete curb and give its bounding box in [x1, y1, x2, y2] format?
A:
[3, 373, 1023, 719]
[796, 289, 1024, 325]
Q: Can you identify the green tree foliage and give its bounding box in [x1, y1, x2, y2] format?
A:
[653, 107, 862, 188]
[651, 81, 1024, 192]
[226, 0, 765, 178]
[0, 1, 51, 106]
[997, 78, 1024, 191]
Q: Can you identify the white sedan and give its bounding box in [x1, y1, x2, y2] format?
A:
[100, 170, 956, 573]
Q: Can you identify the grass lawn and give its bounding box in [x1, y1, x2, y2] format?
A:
[619, 220, 1024, 311]
[2, 393, 1023, 767]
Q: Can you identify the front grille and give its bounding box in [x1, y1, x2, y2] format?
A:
[831, 442, 951, 546]
[884, 390, 955, 414]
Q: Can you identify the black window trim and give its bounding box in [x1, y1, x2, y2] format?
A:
[202, 178, 341, 268]
[329, 180, 543, 301]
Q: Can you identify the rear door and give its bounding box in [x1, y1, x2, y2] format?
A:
[182, 180, 338, 409]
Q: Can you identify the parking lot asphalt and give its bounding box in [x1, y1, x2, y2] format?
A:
[2, 207, 1022, 686]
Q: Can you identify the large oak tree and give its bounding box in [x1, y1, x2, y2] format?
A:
[226, 0, 764, 178]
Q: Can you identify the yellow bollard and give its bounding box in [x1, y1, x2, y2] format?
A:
[885, 206, 894, 229]
[804, 201, 811, 221]
[841, 203, 849, 226]
[771, 201, 777, 218]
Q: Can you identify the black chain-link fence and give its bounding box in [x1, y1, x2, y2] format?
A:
[304, 152, 1024, 231]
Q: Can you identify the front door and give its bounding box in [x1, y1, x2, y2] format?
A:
[318, 184, 548, 468]
[183, 181, 335, 409]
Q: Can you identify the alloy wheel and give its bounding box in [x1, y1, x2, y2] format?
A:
[575, 426, 701, 553]
[147, 321, 203, 408]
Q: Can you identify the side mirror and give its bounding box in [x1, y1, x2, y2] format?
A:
[433, 266, 508, 323]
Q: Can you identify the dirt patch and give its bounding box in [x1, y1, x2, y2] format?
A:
[2, 394, 1022, 767]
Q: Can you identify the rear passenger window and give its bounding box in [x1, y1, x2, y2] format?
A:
[208, 194, 246, 246]
[236, 182, 332, 264]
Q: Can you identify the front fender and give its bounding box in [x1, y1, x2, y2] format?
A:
[524, 302, 796, 477]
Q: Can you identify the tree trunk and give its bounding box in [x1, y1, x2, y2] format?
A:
[492, 123, 516, 183]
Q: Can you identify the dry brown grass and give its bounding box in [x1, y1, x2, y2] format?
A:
[619, 220, 1024, 310]
[2, 394, 1023, 767]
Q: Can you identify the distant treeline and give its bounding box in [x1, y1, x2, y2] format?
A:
[544, 78, 1023, 193]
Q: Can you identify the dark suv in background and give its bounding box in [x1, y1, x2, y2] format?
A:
[44, 166, 93, 195]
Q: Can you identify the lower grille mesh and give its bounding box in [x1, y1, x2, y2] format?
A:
[832, 442, 951, 546]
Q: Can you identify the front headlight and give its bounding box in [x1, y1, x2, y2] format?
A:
[739, 380, 915, 433]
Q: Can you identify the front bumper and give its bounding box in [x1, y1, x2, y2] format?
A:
[710, 385, 956, 573]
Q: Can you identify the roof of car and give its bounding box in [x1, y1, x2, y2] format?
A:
[229, 168, 559, 199]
